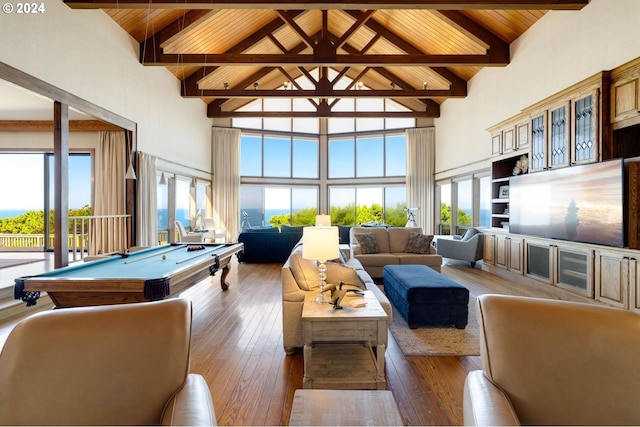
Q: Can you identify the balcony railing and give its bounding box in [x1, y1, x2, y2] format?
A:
[0, 214, 132, 261]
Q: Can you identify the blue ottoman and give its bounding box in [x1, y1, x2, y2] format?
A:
[383, 265, 469, 329]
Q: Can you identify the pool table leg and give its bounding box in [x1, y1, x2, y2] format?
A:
[219, 264, 231, 291]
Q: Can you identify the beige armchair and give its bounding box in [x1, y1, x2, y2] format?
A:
[0, 298, 216, 426]
[175, 220, 204, 243]
[464, 294, 640, 426]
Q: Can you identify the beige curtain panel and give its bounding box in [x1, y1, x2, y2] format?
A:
[212, 127, 241, 242]
[406, 127, 435, 234]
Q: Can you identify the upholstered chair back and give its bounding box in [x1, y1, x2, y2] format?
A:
[0, 298, 205, 426]
[473, 294, 640, 425]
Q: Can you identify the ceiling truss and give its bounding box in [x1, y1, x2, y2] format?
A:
[65, 0, 589, 118]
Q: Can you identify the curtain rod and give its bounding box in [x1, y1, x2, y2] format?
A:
[140, 151, 211, 176]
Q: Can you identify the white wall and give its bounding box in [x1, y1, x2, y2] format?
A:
[435, 0, 640, 179]
[0, 1, 213, 173]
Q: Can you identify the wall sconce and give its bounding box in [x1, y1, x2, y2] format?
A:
[390, 82, 395, 90]
[357, 81, 364, 90]
[283, 81, 289, 90]
[159, 171, 167, 185]
[224, 82, 229, 90]
[253, 82, 259, 90]
[423, 82, 428, 90]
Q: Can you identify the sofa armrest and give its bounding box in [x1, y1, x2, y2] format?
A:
[162, 374, 217, 426]
[350, 243, 362, 259]
[463, 370, 519, 426]
[282, 265, 306, 302]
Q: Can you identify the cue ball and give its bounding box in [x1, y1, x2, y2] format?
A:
[162, 255, 166, 260]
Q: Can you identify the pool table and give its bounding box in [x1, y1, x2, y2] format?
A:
[14, 242, 244, 308]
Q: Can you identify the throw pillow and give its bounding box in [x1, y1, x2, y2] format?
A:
[356, 232, 379, 254]
[405, 232, 434, 254]
[288, 252, 319, 291]
[326, 262, 365, 290]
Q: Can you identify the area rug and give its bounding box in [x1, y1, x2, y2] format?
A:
[388, 295, 480, 356]
[0, 259, 41, 269]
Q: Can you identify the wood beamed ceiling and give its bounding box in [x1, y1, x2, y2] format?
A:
[65, 0, 589, 119]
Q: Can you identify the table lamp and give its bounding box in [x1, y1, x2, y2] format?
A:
[302, 226, 339, 304]
[315, 214, 331, 226]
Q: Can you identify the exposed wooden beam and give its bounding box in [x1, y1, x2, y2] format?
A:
[0, 120, 124, 132]
[142, 53, 509, 67]
[64, 0, 589, 10]
[207, 108, 438, 118]
[192, 88, 464, 98]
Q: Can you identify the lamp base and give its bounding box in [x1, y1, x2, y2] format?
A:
[315, 292, 331, 304]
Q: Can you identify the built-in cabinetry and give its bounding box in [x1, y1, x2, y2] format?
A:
[483, 230, 640, 310]
[524, 73, 604, 172]
[482, 60, 640, 313]
[524, 238, 594, 298]
[488, 117, 530, 230]
[594, 249, 639, 310]
[611, 59, 640, 127]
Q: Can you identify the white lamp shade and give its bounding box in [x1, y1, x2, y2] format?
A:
[315, 214, 331, 226]
[302, 226, 339, 261]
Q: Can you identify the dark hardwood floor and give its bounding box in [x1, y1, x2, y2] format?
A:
[0, 257, 600, 426]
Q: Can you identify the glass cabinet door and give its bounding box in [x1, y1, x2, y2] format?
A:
[548, 103, 569, 169]
[572, 92, 598, 164]
[530, 113, 547, 172]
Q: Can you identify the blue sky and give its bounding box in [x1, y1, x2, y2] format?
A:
[0, 153, 91, 211]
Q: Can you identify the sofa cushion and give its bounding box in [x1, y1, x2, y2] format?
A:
[248, 227, 279, 233]
[289, 252, 320, 291]
[397, 253, 442, 267]
[388, 227, 422, 252]
[355, 232, 380, 254]
[280, 224, 305, 233]
[289, 251, 364, 290]
[461, 228, 479, 241]
[356, 253, 401, 267]
[405, 232, 434, 254]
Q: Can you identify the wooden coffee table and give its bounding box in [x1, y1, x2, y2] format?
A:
[288, 389, 403, 426]
[301, 290, 388, 389]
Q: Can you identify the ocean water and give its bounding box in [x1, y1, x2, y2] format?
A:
[0, 209, 29, 219]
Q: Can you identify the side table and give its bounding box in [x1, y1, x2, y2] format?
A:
[301, 290, 388, 390]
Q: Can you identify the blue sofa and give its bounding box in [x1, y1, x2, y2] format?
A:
[237, 226, 303, 263]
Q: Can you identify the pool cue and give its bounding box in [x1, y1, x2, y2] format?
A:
[124, 245, 186, 264]
[175, 247, 218, 264]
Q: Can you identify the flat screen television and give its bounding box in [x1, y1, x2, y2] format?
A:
[509, 159, 624, 248]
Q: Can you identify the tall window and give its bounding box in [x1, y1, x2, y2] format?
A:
[456, 178, 473, 233]
[437, 171, 490, 235]
[329, 185, 406, 227]
[240, 186, 318, 227]
[0, 152, 91, 252]
[175, 177, 192, 229]
[157, 173, 169, 244]
[479, 176, 491, 228]
[328, 133, 407, 179]
[240, 133, 319, 179]
[234, 70, 413, 230]
[437, 182, 452, 235]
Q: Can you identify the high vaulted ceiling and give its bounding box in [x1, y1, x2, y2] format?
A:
[65, 0, 589, 119]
